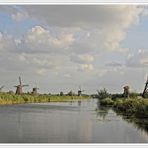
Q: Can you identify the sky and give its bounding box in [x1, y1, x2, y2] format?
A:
[0, 5, 148, 94]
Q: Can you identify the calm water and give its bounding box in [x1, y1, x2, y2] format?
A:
[0, 99, 148, 143]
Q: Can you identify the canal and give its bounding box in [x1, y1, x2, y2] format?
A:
[0, 99, 147, 143]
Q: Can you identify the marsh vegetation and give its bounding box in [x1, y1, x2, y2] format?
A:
[97, 88, 148, 132]
[0, 92, 90, 105]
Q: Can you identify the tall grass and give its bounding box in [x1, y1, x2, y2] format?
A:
[99, 96, 148, 118]
[97, 88, 111, 100]
[99, 98, 114, 106]
[0, 92, 90, 105]
[113, 98, 148, 118]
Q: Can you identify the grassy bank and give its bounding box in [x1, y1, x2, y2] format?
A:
[0, 92, 90, 105]
[99, 97, 148, 132]
[99, 98, 148, 118]
[97, 88, 148, 118]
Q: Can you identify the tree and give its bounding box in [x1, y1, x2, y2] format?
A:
[60, 91, 64, 96]
[97, 88, 110, 100]
[67, 90, 74, 96]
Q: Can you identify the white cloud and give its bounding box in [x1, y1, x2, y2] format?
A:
[63, 73, 71, 78]
[11, 12, 28, 22]
[140, 57, 148, 66]
[105, 61, 123, 67]
[18, 53, 27, 62]
[0, 32, 17, 52]
[15, 5, 142, 55]
[95, 68, 108, 77]
[22, 26, 75, 53]
[78, 64, 94, 71]
[36, 68, 47, 76]
[0, 6, 28, 22]
[69, 28, 129, 55]
[0, 6, 144, 55]
[71, 54, 94, 64]
[126, 49, 148, 68]
[0, 5, 146, 93]
[23, 5, 142, 28]
[70, 54, 95, 71]
[18, 53, 62, 70]
[14, 39, 21, 45]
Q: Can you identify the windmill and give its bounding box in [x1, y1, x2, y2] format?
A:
[142, 76, 148, 98]
[78, 86, 85, 96]
[0, 85, 4, 92]
[14, 76, 29, 95]
[32, 84, 39, 95]
[123, 85, 130, 98]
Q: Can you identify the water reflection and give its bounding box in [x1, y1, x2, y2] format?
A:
[96, 107, 110, 120]
[0, 99, 148, 143]
[95, 101, 110, 120]
[69, 100, 73, 105]
[120, 114, 148, 134]
[78, 100, 81, 106]
[113, 107, 148, 134]
[97, 101, 148, 138]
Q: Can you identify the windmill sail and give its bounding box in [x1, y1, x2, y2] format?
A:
[142, 76, 148, 97]
[19, 76, 22, 85]
[22, 84, 29, 87]
[0, 86, 4, 89]
[0, 85, 4, 92]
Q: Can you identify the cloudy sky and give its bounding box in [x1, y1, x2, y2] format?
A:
[0, 5, 148, 94]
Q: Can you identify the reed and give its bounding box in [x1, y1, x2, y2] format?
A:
[0, 92, 90, 105]
[99, 96, 148, 118]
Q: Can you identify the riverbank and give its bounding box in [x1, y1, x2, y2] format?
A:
[0, 92, 90, 105]
[99, 97, 148, 118]
[98, 97, 148, 134]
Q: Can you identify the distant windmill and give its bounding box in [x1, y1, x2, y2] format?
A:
[0, 85, 4, 92]
[32, 84, 39, 95]
[123, 85, 130, 98]
[78, 86, 85, 96]
[142, 76, 148, 98]
[14, 76, 29, 95]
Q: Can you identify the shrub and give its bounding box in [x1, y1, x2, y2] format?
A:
[100, 98, 114, 106]
[111, 93, 124, 100]
[129, 92, 138, 98]
[113, 98, 123, 106]
[60, 91, 64, 96]
[97, 88, 110, 100]
[113, 98, 148, 118]
[143, 93, 148, 98]
[67, 90, 74, 96]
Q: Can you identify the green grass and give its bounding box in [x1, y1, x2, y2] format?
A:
[99, 98, 114, 106]
[99, 97, 148, 118]
[113, 98, 148, 118]
[0, 92, 90, 105]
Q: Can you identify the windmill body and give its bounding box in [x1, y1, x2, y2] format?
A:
[15, 86, 23, 95]
[78, 90, 84, 96]
[32, 87, 39, 95]
[123, 86, 130, 98]
[15, 77, 29, 95]
[78, 86, 85, 96]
